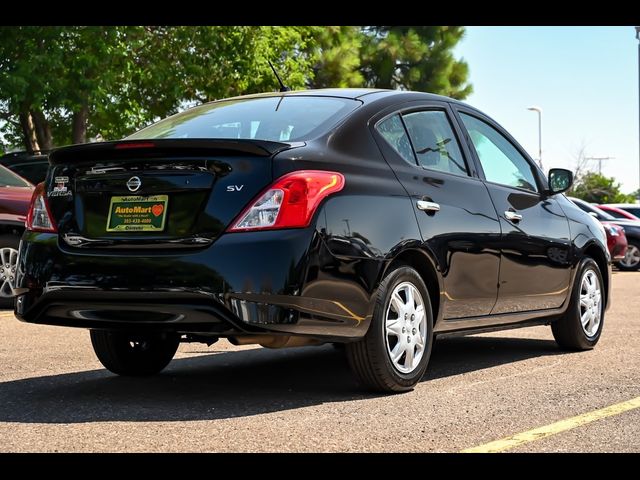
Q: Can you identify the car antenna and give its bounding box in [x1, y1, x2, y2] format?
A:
[268, 60, 291, 92]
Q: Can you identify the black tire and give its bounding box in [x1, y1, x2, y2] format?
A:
[90, 330, 180, 376]
[0, 234, 20, 309]
[346, 266, 433, 393]
[551, 258, 604, 350]
[616, 240, 640, 271]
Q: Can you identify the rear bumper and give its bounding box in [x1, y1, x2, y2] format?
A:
[14, 229, 374, 339]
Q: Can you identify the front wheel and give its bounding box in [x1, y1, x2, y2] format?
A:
[616, 240, 640, 271]
[90, 330, 180, 376]
[346, 266, 433, 393]
[551, 258, 604, 350]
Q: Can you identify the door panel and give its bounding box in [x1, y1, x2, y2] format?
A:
[485, 185, 572, 313]
[456, 110, 572, 314]
[373, 104, 501, 319]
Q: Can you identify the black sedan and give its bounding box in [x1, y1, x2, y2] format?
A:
[15, 89, 610, 392]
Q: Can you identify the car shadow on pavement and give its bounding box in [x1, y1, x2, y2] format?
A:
[0, 335, 560, 424]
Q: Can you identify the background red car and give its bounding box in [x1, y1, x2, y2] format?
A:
[601, 221, 628, 262]
[0, 164, 35, 307]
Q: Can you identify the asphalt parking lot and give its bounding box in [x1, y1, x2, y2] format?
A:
[0, 271, 638, 453]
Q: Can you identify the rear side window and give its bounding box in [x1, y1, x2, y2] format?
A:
[402, 111, 467, 175]
[128, 96, 360, 142]
[376, 115, 416, 164]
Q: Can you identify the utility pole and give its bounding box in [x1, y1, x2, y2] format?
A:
[585, 156, 614, 175]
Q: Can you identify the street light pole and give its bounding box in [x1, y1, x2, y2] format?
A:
[527, 106, 543, 170]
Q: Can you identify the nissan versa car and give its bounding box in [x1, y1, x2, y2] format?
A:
[15, 89, 610, 392]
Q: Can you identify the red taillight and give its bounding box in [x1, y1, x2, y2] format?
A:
[26, 182, 57, 233]
[227, 170, 345, 232]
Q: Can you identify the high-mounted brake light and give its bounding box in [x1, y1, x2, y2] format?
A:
[115, 142, 156, 149]
[227, 170, 345, 232]
[26, 182, 57, 233]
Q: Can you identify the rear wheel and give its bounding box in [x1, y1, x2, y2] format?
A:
[0, 234, 19, 308]
[551, 258, 604, 350]
[90, 330, 180, 376]
[616, 240, 640, 271]
[346, 266, 433, 393]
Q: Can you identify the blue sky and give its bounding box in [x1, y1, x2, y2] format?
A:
[454, 26, 639, 193]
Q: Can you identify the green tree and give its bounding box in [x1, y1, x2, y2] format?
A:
[0, 26, 471, 152]
[361, 26, 472, 98]
[308, 26, 364, 88]
[0, 26, 321, 151]
[310, 26, 472, 99]
[570, 172, 636, 204]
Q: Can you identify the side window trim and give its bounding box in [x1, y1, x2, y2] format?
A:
[452, 107, 544, 194]
[370, 100, 482, 180]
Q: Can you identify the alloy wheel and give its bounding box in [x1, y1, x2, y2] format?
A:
[384, 281, 427, 374]
[579, 269, 602, 337]
[0, 247, 18, 298]
[620, 244, 640, 269]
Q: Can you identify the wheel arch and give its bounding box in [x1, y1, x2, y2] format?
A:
[384, 248, 444, 327]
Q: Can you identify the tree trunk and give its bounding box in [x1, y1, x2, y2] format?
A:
[18, 112, 40, 154]
[71, 104, 89, 144]
[31, 110, 53, 152]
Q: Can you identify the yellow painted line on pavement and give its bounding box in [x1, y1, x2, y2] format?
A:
[461, 396, 640, 453]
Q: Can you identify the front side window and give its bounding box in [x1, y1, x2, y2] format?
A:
[402, 111, 467, 176]
[460, 113, 538, 192]
[376, 114, 416, 164]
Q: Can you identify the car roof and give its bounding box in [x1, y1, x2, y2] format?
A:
[206, 88, 462, 105]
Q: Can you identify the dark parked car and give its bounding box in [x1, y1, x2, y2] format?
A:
[15, 89, 610, 392]
[0, 151, 50, 186]
[0, 164, 35, 307]
[569, 197, 640, 271]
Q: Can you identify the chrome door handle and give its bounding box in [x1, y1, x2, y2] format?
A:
[504, 210, 523, 222]
[417, 200, 440, 212]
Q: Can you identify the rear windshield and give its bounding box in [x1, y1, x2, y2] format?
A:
[128, 96, 360, 142]
[0, 164, 32, 187]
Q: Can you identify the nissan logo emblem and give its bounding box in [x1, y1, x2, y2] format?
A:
[126, 176, 142, 192]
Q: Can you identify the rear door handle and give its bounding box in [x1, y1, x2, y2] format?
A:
[417, 200, 440, 212]
[504, 210, 523, 222]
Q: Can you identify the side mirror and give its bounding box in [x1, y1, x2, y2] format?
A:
[547, 168, 573, 195]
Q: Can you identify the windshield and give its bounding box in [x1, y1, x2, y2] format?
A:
[0, 164, 32, 187]
[128, 96, 360, 142]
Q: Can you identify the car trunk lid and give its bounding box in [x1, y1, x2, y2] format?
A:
[46, 139, 300, 249]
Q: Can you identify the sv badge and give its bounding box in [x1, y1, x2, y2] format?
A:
[226, 185, 244, 192]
